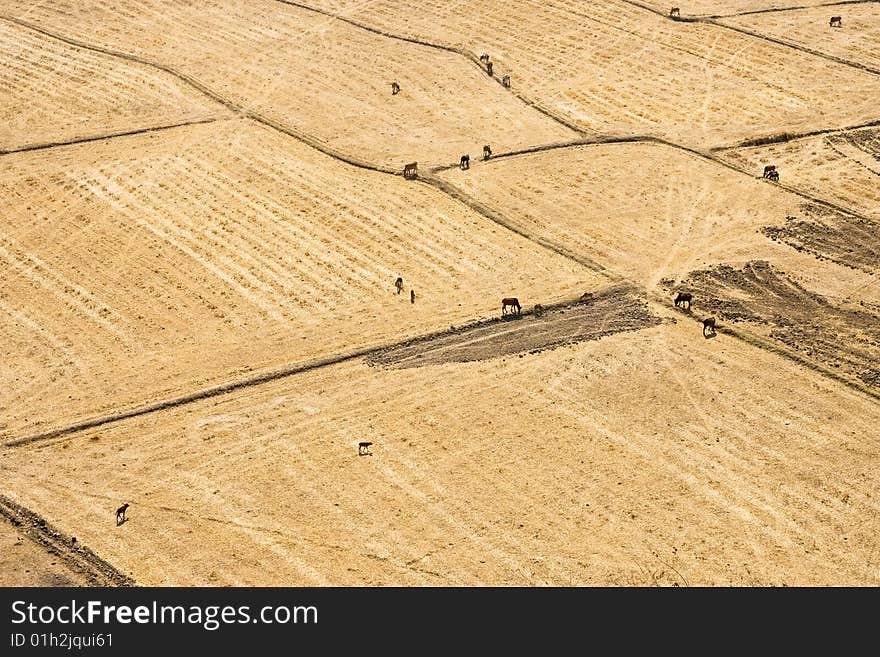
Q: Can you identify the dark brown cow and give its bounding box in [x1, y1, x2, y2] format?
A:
[483, 144, 492, 160]
[830, 16, 842, 27]
[703, 317, 716, 337]
[116, 503, 129, 526]
[460, 154, 470, 170]
[391, 81, 400, 95]
[404, 162, 418, 179]
[395, 277, 404, 294]
[674, 291, 692, 309]
[502, 297, 522, 316]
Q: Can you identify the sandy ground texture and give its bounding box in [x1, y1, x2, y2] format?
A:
[0, 520, 85, 586]
[0, 20, 228, 151]
[627, 0, 861, 18]
[297, 0, 880, 149]
[435, 141, 880, 304]
[719, 127, 880, 223]
[0, 118, 597, 444]
[1, 315, 878, 586]
[0, 0, 576, 169]
[720, 4, 880, 70]
[2, 0, 879, 587]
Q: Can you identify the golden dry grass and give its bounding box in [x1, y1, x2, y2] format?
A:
[0, 118, 595, 442]
[2, 318, 878, 585]
[0, 21, 228, 151]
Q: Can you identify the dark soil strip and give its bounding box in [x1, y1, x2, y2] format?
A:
[0, 494, 135, 587]
[680, 260, 880, 389]
[367, 285, 664, 368]
[763, 203, 880, 274]
[0, 118, 223, 156]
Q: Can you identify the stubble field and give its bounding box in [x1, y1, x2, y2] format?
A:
[1, 0, 878, 586]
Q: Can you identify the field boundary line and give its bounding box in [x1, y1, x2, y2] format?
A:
[704, 0, 877, 20]
[712, 119, 880, 150]
[613, 0, 880, 76]
[0, 117, 227, 157]
[659, 302, 880, 403]
[274, 1, 591, 136]
[3, 288, 624, 448]
[0, 14, 399, 175]
[0, 493, 136, 586]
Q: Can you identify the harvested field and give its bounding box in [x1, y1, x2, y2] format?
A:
[0, 519, 84, 586]
[720, 127, 880, 221]
[300, 0, 880, 149]
[721, 4, 880, 70]
[0, 0, 575, 168]
[367, 285, 664, 368]
[2, 319, 878, 585]
[4, 0, 880, 590]
[435, 141, 880, 311]
[633, 0, 861, 18]
[0, 21, 227, 151]
[681, 260, 880, 388]
[762, 203, 880, 274]
[0, 494, 134, 586]
[0, 118, 596, 442]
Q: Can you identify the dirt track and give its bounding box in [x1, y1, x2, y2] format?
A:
[368, 286, 664, 368]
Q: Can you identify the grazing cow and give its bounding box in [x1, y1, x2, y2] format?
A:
[762, 164, 776, 178]
[483, 144, 492, 160]
[502, 74, 510, 88]
[670, 7, 680, 18]
[404, 162, 418, 179]
[502, 297, 522, 317]
[460, 154, 470, 170]
[766, 170, 779, 182]
[395, 277, 404, 294]
[674, 291, 692, 309]
[703, 317, 716, 337]
[411, 289, 415, 304]
[358, 441, 373, 456]
[391, 81, 400, 95]
[829, 16, 842, 28]
[486, 61, 494, 76]
[533, 304, 545, 317]
[115, 503, 129, 526]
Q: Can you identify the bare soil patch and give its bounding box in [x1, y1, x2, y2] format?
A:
[762, 203, 880, 274]
[367, 285, 664, 368]
[680, 260, 880, 387]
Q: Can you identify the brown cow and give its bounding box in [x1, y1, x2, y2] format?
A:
[502, 297, 522, 317]
[703, 317, 716, 337]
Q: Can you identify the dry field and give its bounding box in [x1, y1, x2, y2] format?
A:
[298, 0, 880, 148]
[720, 4, 880, 70]
[0, 117, 595, 443]
[630, 0, 856, 18]
[2, 0, 880, 588]
[436, 141, 880, 302]
[0, 21, 227, 151]
[0, 0, 575, 168]
[720, 127, 880, 223]
[1, 316, 878, 586]
[0, 520, 86, 586]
